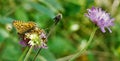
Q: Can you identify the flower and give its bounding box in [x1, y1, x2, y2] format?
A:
[19, 28, 47, 48]
[85, 7, 115, 33]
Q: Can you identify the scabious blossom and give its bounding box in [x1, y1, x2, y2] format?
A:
[85, 7, 115, 33]
[19, 27, 47, 48]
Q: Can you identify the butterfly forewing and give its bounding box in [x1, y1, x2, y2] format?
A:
[13, 21, 36, 34]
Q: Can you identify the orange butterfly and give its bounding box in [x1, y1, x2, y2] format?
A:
[12, 21, 36, 34]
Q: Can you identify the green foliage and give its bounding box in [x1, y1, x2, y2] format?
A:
[0, 29, 9, 42]
[30, 2, 55, 18]
[48, 36, 76, 58]
[0, 0, 120, 61]
[40, 49, 56, 61]
[15, 7, 29, 21]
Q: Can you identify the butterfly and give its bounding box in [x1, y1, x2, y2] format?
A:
[12, 21, 36, 34]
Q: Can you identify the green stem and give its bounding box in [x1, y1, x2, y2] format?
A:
[69, 27, 98, 61]
[32, 48, 42, 61]
[24, 46, 33, 61]
[32, 14, 62, 61]
[18, 47, 29, 61]
[32, 24, 56, 61]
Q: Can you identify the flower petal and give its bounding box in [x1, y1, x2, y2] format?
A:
[85, 6, 114, 33]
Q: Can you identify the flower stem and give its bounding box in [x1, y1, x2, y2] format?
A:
[69, 27, 98, 61]
[32, 48, 42, 61]
[18, 47, 29, 61]
[24, 46, 33, 61]
[32, 21, 57, 61]
[32, 13, 62, 61]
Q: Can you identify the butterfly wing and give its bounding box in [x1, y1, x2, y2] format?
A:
[13, 21, 36, 34]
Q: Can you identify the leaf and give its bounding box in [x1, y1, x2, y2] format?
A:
[48, 36, 76, 57]
[0, 28, 9, 42]
[88, 52, 96, 61]
[43, 0, 64, 12]
[1, 43, 21, 61]
[40, 49, 56, 61]
[64, 2, 81, 16]
[33, 13, 53, 29]
[0, 17, 14, 24]
[15, 7, 29, 21]
[30, 2, 55, 18]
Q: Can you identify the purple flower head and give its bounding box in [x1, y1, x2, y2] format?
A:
[19, 38, 30, 47]
[19, 29, 47, 49]
[85, 7, 115, 33]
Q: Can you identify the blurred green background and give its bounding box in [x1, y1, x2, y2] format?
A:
[0, 0, 120, 61]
